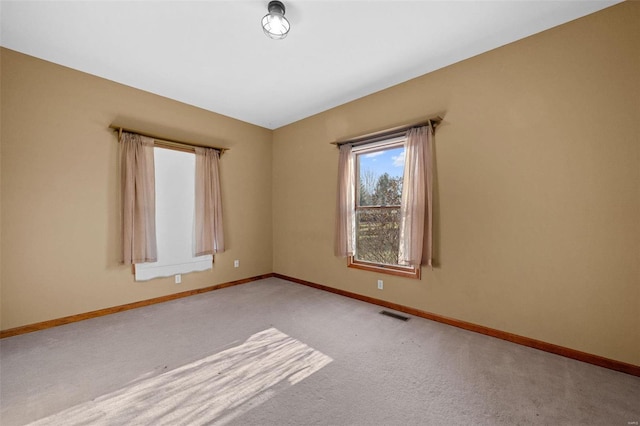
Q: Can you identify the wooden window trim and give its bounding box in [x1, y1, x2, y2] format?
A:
[347, 256, 421, 279]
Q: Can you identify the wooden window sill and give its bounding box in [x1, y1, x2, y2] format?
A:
[347, 256, 420, 279]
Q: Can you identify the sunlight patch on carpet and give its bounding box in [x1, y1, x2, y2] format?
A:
[29, 328, 333, 425]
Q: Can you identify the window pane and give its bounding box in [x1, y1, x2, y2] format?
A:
[355, 208, 401, 265]
[357, 146, 404, 207]
[355, 144, 404, 266]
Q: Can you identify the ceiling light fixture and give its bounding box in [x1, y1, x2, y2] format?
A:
[262, 1, 290, 40]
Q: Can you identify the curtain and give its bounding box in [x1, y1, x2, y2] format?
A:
[195, 147, 225, 256]
[334, 144, 355, 257]
[399, 125, 434, 267]
[121, 132, 157, 265]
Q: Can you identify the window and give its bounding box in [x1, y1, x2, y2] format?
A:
[335, 124, 433, 278]
[348, 136, 420, 279]
[134, 147, 213, 281]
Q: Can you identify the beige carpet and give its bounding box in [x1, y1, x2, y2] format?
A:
[28, 328, 332, 425]
[1, 277, 639, 425]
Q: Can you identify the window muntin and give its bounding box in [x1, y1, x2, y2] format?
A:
[349, 139, 419, 278]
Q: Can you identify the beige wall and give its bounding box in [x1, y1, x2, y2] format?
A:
[272, 2, 639, 365]
[1, 48, 273, 330]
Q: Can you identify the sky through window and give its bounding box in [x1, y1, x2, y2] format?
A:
[360, 146, 405, 178]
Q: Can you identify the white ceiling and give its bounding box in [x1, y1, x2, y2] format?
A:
[0, 1, 621, 129]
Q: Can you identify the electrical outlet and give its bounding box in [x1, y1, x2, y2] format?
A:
[175, 274, 181, 284]
[377, 280, 383, 290]
[234, 260, 239, 268]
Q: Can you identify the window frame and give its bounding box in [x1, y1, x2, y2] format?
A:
[347, 138, 420, 279]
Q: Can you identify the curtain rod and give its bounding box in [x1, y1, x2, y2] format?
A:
[109, 125, 228, 155]
[331, 116, 443, 147]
